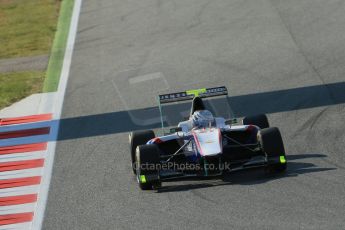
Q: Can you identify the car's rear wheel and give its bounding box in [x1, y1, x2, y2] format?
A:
[242, 114, 269, 129]
[136, 145, 161, 190]
[258, 127, 287, 173]
[129, 130, 155, 174]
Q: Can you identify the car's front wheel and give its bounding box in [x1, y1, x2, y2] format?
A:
[258, 127, 287, 173]
[135, 144, 161, 190]
[129, 130, 155, 174]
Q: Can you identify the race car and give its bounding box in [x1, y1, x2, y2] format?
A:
[129, 86, 287, 190]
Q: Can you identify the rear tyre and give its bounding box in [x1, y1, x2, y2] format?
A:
[129, 130, 155, 174]
[242, 114, 269, 129]
[258, 127, 287, 173]
[136, 145, 161, 190]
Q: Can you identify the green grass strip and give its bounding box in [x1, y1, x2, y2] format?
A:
[0, 71, 45, 109]
[43, 0, 74, 92]
[0, 0, 61, 59]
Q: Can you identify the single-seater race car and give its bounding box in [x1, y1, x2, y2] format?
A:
[129, 86, 287, 190]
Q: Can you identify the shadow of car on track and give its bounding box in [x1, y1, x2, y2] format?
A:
[57, 81, 345, 140]
[156, 182, 233, 193]
[156, 153, 336, 193]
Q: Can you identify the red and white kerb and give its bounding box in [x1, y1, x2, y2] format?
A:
[0, 114, 52, 228]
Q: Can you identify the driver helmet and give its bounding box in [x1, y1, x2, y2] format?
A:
[192, 110, 215, 128]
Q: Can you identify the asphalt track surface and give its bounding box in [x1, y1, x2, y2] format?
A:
[43, 0, 345, 229]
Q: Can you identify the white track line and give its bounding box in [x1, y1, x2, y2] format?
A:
[0, 222, 32, 230]
[31, 0, 83, 229]
[0, 186, 40, 198]
[0, 151, 45, 163]
[0, 203, 35, 215]
[0, 169, 42, 180]
[128, 72, 164, 84]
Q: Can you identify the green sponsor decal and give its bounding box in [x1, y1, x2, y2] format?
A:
[280, 156, 286, 164]
[186, 88, 207, 97]
[140, 175, 147, 183]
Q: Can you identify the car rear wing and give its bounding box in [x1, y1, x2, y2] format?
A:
[158, 86, 228, 104]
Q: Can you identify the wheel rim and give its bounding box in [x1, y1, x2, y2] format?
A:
[135, 150, 141, 183]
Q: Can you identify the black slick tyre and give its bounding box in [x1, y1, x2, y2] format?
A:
[129, 130, 155, 174]
[243, 114, 269, 129]
[258, 127, 287, 173]
[135, 144, 161, 190]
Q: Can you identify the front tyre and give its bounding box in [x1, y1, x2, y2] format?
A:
[136, 145, 161, 190]
[258, 127, 287, 173]
[129, 130, 155, 174]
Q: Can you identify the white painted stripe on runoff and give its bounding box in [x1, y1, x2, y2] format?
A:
[129, 72, 164, 84]
[0, 223, 32, 230]
[31, 0, 83, 229]
[0, 203, 35, 215]
[0, 135, 51, 147]
[0, 168, 42, 180]
[0, 121, 53, 133]
[0, 151, 45, 163]
[0, 186, 39, 198]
